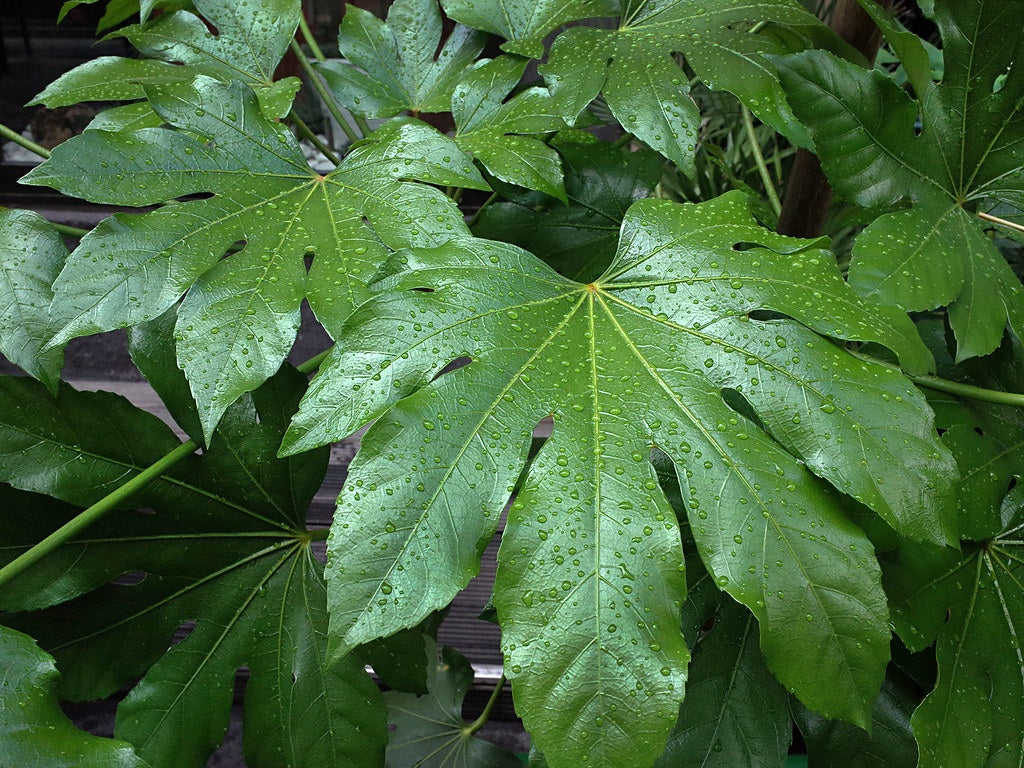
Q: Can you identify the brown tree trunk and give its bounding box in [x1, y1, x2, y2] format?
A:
[776, 0, 894, 237]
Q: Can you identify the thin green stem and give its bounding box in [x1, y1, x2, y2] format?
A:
[912, 375, 1024, 408]
[0, 347, 333, 589]
[297, 14, 327, 62]
[465, 675, 507, 736]
[52, 222, 90, 239]
[740, 106, 782, 217]
[308, 527, 330, 542]
[289, 39, 361, 145]
[353, 115, 373, 137]
[0, 440, 198, 590]
[467, 192, 499, 228]
[0, 122, 51, 160]
[288, 109, 341, 166]
[614, 132, 635, 148]
[978, 211, 1024, 235]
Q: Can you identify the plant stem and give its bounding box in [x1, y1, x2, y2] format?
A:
[467, 192, 499, 228]
[297, 14, 327, 63]
[52, 222, 90, 239]
[353, 115, 373, 136]
[0, 439, 198, 590]
[308, 527, 330, 542]
[912, 375, 1024, 408]
[740, 106, 782, 217]
[613, 132, 634, 148]
[978, 211, 1024, 235]
[289, 39, 361, 145]
[465, 675, 507, 736]
[288, 109, 341, 166]
[0, 122, 51, 159]
[0, 347, 334, 589]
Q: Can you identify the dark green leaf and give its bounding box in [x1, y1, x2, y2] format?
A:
[440, 0, 618, 58]
[776, 0, 1024, 359]
[0, 371, 386, 768]
[24, 76, 483, 439]
[656, 598, 790, 768]
[318, 0, 486, 118]
[0, 209, 66, 392]
[384, 639, 521, 768]
[285, 192, 954, 764]
[0, 625, 150, 768]
[473, 142, 663, 281]
[794, 672, 919, 768]
[854, 0, 932, 99]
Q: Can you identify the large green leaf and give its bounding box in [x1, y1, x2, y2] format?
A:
[440, 0, 618, 58]
[384, 638, 522, 768]
[473, 141, 664, 282]
[318, 0, 486, 118]
[37, 0, 302, 119]
[776, 0, 1024, 360]
[540, 0, 833, 171]
[24, 75, 485, 440]
[0, 371, 386, 768]
[0, 209, 65, 392]
[0, 625, 150, 768]
[284, 192, 955, 765]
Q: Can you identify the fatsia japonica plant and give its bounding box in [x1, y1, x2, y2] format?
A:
[0, 0, 1022, 766]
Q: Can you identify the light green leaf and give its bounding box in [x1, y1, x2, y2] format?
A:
[473, 142, 664, 282]
[0, 625, 150, 768]
[384, 639, 522, 768]
[0, 209, 66, 392]
[318, 0, 486, 118]
[0, 370, 386, 768]
[776, 0, 1024, 359]
[541, 0, 832, 168]
[24, 75, 481, 439]
[452, 57, 570, 199]
[87, 102, 165, 132]
[286, 192, 953, 761]
[42, 0, 301, 118]
[440, 0, 618, 58]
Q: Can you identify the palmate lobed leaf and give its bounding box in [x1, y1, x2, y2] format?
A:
[536, 0, 836, 173]
[284, 191, 956, 766]
[0, 625, 150, 768]
[37, 0, 303, 120]
[24, 74, 486, 441]
[775, 0, 1024, 361]
[0, 366, 385, 768]
[318, 0, 486, 119]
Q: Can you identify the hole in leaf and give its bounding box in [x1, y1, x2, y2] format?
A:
[731, 242, 764, 251]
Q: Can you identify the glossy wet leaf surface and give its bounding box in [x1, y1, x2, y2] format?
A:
[285, 191, 955, 767]
[776, 0, 1024, 360]
[0, 369, 386, 768]
[24, 75, 484, 439]
[318, 0, 486, 118]
[540, 0, 831, 172]
[0, 625, 150, 768]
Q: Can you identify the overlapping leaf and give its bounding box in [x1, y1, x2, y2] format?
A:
[440, 0, 618, 59]
[473, 141, 664, 281]
[538, 0, 835, 173]
[37, 0, 302, 119]
[283, 191, 955, 767]
[0, 367, 385, 768]
[318, 0, 486, 118]
[24, 75, 485, 439]
[384, 638, 522, 768]
[0, 209, 65, 392]
[451, 56, 570, 199]
[0, 625, 150, 768]
[776, 0, 1024, 360]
